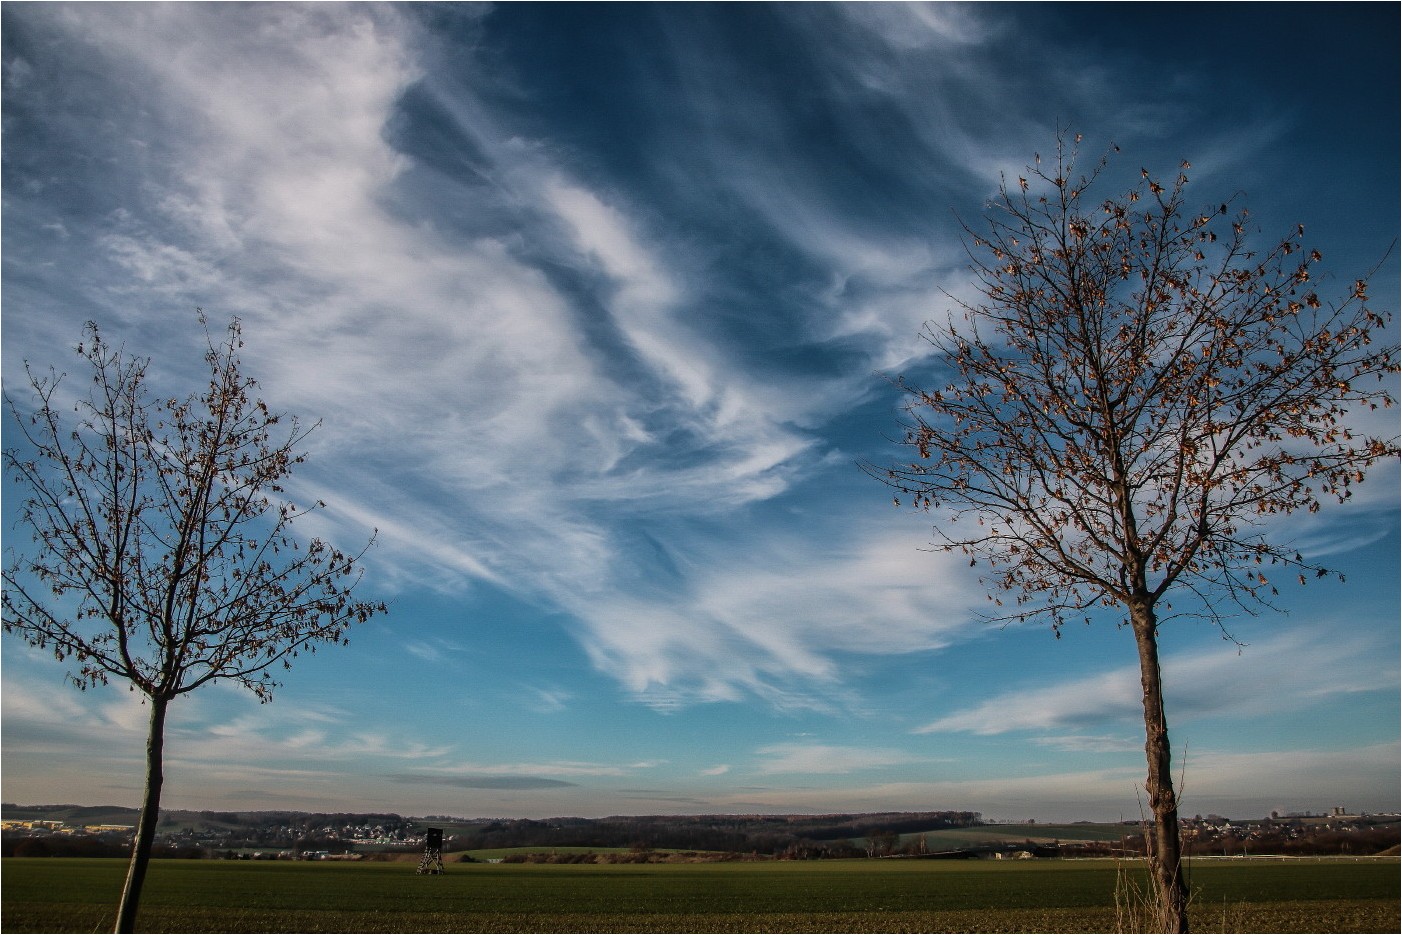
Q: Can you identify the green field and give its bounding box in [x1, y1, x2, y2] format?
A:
[877, 822, 1128, 851]
[3, 857, 1397, 933]
[458, 846, 724, 861]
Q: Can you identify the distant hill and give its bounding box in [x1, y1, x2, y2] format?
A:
[3, 805, 983, 854]
[5, 804, 1394, 858]
[3, 804, 142, 826]
[434, 811, 984, 854]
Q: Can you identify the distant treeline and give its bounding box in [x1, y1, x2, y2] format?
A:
[2, 808, 982, 859]
[443, 811, 983, 854]
[2, 837, 203, 859]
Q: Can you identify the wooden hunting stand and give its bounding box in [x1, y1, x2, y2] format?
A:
[417, 827, 445, 875]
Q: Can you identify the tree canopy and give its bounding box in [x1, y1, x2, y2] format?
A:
[4, 316, 385, 702]
[883, 140, 1397, 637]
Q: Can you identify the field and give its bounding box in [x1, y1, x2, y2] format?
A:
[881, 822, 1127, 851]
[3, 856, 1397, 933]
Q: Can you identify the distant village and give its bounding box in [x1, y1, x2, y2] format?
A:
[1173, 809, 1401, 858]
[3, 806, 1397, 861]
[2, 810, 423, 861]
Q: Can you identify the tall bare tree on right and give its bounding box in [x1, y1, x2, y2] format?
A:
[877, 137, 1398, 932]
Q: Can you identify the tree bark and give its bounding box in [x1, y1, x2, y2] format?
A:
[115, 695, 168, 934]
[1129, 596, 1189, 932]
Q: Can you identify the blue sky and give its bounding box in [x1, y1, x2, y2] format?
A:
[2, 3, 1397, 822]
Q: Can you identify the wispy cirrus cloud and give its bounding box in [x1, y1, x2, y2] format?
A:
[1, 662, 441, 762]
[390, 757, 663, 792]
[0, 665, 150, 755]
[1, 6, 838, 653]
[521, 686, 573, 715]
[569, 516, 987, 709]
[3, 2, 1391, 741]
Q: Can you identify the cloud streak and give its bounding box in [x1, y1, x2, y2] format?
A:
[391, 773, 577, 791]
[917, 628, 1397, 736]
[755, 743, 931, 776]
[706, 740, 1402, 821]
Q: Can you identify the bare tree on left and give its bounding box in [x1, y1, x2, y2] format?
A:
[3, 314, 386, 933]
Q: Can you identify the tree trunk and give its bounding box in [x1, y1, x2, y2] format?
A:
[115, 695, 168, 933]
[1129, 596, 1189, 933]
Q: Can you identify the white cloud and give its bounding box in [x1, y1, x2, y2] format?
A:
[708, 741, 1401, 820]
[411, 759, 642, 780]
[1, 668, 149, 752]
[1172, 743, 1401, 813]
[1030, 734, 1142, 755]
[569, 515, 987, 708]
[173, 689, 456, 767]
[2, 665, 447, 764]
[405, 641, 446, 663]
[919, 669, 1140, 736]
[712, 767, 1146, 819]
[917, 628, 1396, 736]
[545, 179, 680, 312]
[524, 686, 572, 715]
[842, 3, 1003, 50]
[755, 742, 929, 776]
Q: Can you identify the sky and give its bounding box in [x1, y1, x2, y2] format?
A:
[2, 3, 1398, 824]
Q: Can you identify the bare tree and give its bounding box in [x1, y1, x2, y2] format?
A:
[3, 314, 386, 933]
[875, 137, 1397, 932]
